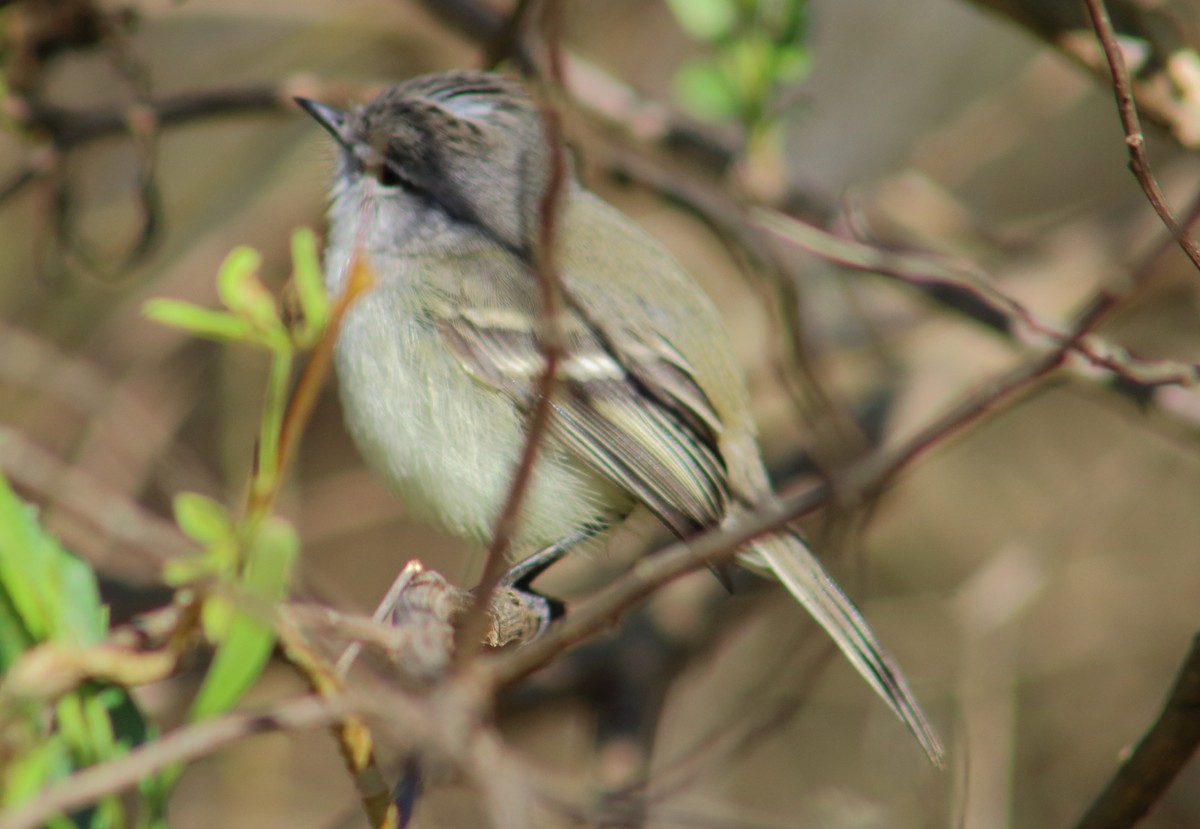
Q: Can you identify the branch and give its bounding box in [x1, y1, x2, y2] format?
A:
[0, 695, 344, 829]
[967, 0, 1200, 149]
[456, 1, 570, 660]
[19, 86, 290, 149]
[1072, 632, 1200, 829]
[1082, 0, 1200, 274]
[752, 208, 1200, 391]
[0, 79, 322, 208]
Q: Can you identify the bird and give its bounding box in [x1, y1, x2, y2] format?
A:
[296, 69, 942, 765]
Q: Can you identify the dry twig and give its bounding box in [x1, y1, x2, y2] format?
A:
[1082, 0, 1200, 273]
[1072, 633, 1200, 829]
[454, 0, 571, 660]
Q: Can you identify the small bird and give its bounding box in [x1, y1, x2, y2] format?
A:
[298, 70, 942, 765]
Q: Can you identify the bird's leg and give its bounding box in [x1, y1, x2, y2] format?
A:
[490, 522, 609, 644]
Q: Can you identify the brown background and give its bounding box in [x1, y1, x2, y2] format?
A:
[3, 0, 1200, 827]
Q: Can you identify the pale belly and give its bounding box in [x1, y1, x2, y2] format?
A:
[333, 294, 631, 557]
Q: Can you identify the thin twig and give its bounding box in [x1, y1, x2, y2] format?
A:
[1082, 0, 1200, 274]
[482, 0, 539, 69]
[0, 83, 307, 208]
[276, 615, 396, 829]
[1072, 632, 1200, 829]
[270, 258, 375, 515]
[752, 208, 1200, 391]
[20, 85, 292, 149]
[268, 255, 391, 828]
[0, 695, 344, 829]
[456, 1, 570, 660]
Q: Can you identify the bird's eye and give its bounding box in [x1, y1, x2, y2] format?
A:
[376, 161, 405, 188]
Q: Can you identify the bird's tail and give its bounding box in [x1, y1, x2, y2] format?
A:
[741, 531, 944, 767]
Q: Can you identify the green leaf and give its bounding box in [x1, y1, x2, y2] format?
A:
[0, 585, 29, 674]
[0, 471, 161, 826]
[55, 553, 107, 647]
[142, 300, 251, 343]
[673, 60, 741, 121]
[726, 35, 775, 103]
[187, 517, 297, 720]
[0, 479, 53, 643]
[216, 246, 263, 313]
[199, 593, 233, 642]
[0, 473, 105, 647]
[290, 228, 329, 345]
[2, 736, 69, 809]
[243, 517, 298, 603]
[54, 694, 92, 762]
[172, 492, 232, 546]
[774, 42, 811, 83]
[216, 246, 282, 338]
[666, 0, 737, 41]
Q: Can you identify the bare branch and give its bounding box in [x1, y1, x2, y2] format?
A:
[1082, 0, 1200, 274]
[0, 696, 344, 829]
[967, 0, 1200, 149]
[753, 208, 1200, 391]
[1072, 632, 1200, 829]
[456, 0, 571, 660]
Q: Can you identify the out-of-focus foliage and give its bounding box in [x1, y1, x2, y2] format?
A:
[666, 0, 809, 128]
[0, 472, 165, 829]
[147, 231, 325, 721]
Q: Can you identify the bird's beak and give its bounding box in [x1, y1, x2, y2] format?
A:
[295, 97, 350, 148]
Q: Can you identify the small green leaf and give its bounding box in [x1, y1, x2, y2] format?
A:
[0, 479, 53, 643]
[142, 300, 252, 343]
[774, 42, 811, 83]
[199, 593, 233, 643]
[54, 694, 91, 763]
[0, 471, 160, 826]
[188, 517, 297, 720]
[726, 35, 775, 103]
[216, 247, 282, 340]
[666, 0, 737, 41]
[2, 736, 68, 809]
[290, 228, 329, 345]
[172, 493, 232, 546]
[216, 246, 263, 312]
[0, 586, 29, 674]
[673, 60, 741, 121]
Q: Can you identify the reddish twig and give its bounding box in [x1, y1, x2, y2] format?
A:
[752, 208, 1200, 392]
[456, 1, 570, 659]
[1082, 0, 1200, 274]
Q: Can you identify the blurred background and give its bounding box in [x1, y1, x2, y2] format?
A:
[3, 0, 1200, 827]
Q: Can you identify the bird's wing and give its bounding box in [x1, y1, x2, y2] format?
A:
[434, 294, 731, 538]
